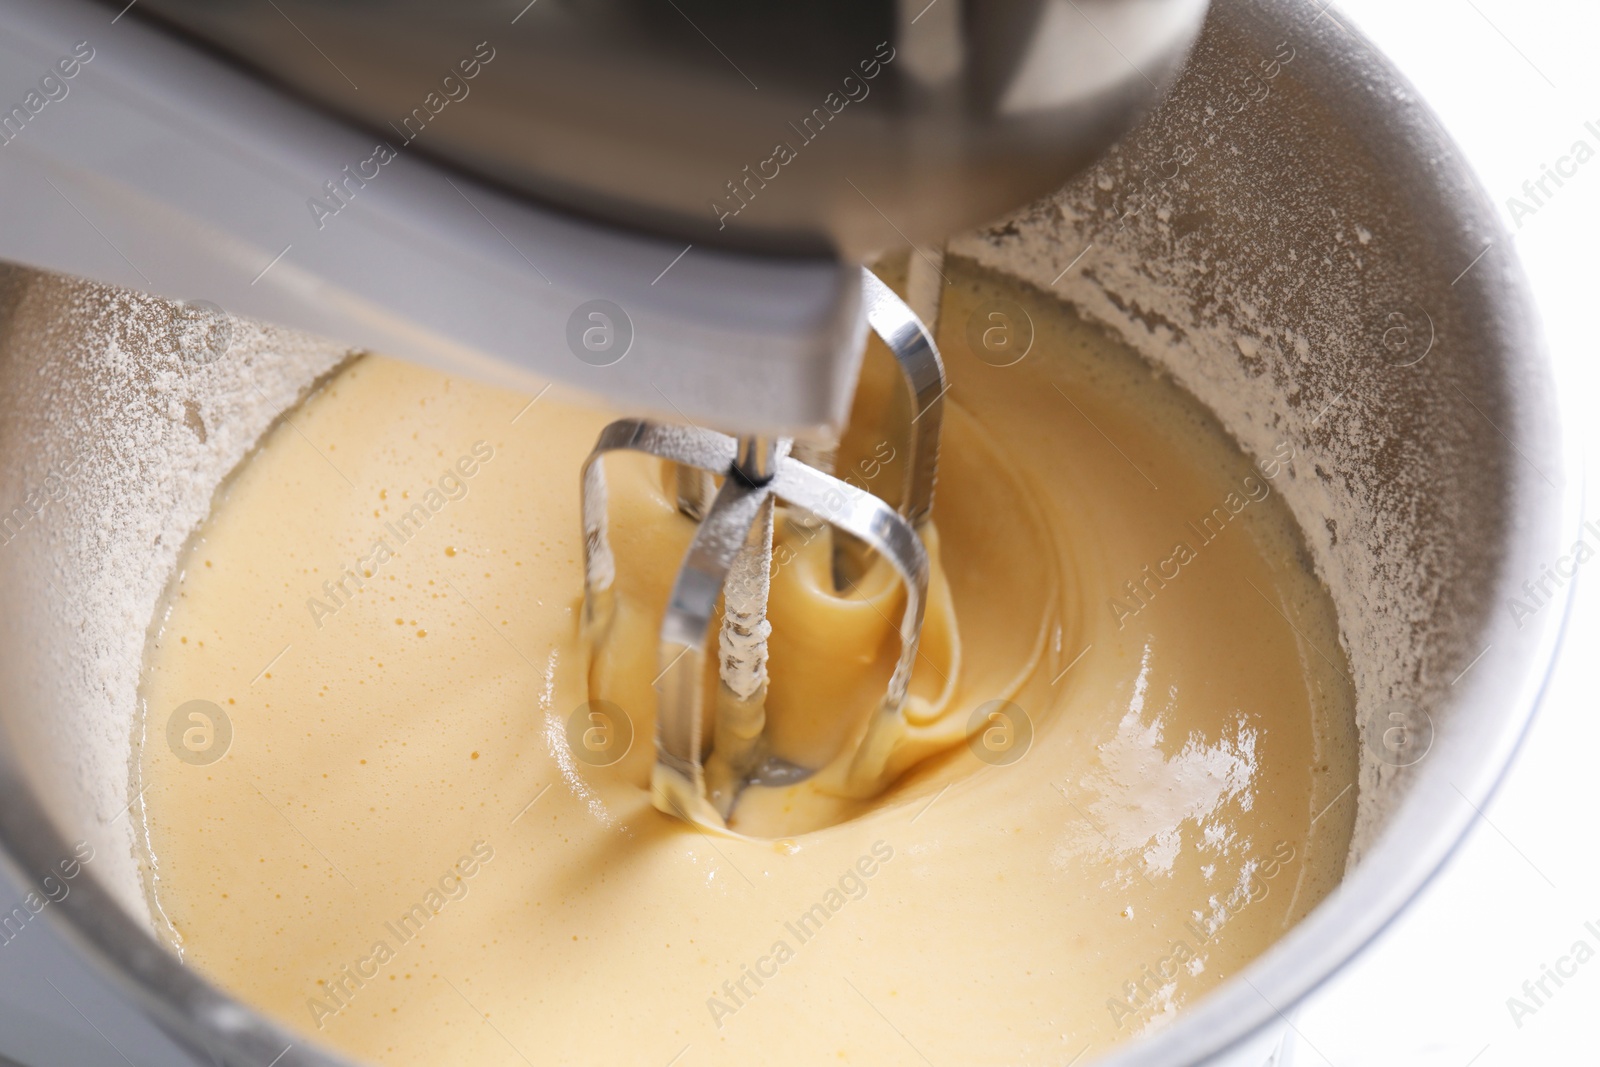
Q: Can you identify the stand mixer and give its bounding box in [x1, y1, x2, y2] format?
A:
[0, 0, 1207, 828]
[0, 2, 1579, 1066]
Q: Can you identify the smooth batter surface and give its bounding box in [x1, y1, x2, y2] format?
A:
[135, 260, 1356, 1065]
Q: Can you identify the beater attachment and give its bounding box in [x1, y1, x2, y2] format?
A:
[579, 269, 946, 827]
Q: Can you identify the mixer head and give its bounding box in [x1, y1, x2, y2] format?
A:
[0, 0, 1207, 442]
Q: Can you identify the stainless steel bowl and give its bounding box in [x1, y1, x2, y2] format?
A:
[0, 0, 1576, 1064]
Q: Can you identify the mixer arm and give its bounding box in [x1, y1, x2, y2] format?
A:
[0, 0, 868, 438]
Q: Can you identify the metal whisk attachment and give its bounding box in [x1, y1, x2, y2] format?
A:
[579, 269, 946, 827]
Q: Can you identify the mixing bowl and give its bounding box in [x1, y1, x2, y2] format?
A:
[0, 0, 1575, 1063]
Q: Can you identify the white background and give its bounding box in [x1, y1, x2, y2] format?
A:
[1291, 1, 1599, 1064]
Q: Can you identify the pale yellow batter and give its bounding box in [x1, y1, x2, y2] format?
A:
[135, 259, 1356, 1065]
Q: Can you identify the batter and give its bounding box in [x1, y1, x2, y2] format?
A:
[135, 258, 1356, 1065]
